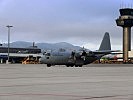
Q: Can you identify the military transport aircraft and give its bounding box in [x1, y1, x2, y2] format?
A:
[40, 32, 113, 67]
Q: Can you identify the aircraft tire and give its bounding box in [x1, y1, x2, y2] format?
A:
[75, 65, 82, 67]
[79, 65, 82, 67]
[47, 64, 51, 67]
[66, 65, 70, 67]
[70, 65, 74, 67]
[66, 65, 74, 67]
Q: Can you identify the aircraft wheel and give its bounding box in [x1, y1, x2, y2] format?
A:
[66, 65, 70, 67]
[75, 65, 78, 67]
[70, 65, 74, 67]
[75, 65, 82, 67]
[47, 64, 51, 67]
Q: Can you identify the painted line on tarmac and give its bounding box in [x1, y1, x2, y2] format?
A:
[0, 93, 131, 99]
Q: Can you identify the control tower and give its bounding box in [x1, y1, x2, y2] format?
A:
[116, 8, 133, 62]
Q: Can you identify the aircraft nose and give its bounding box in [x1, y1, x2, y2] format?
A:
[39, 58, 43, 63]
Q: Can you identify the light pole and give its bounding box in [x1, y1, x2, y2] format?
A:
[6, 25, 13, 64]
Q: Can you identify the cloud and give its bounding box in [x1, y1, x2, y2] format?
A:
[0, 0, 133, 50]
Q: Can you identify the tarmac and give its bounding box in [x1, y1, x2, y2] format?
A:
[0, 64, 133, 100]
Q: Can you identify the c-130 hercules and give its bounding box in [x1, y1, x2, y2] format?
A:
[40, 32, 112, 67]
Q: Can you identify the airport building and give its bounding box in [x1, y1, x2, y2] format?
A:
[0, 47, 41, 54]
[100, 50, 133, 64]
[0, 46, 41, 64]
[116, 51, 133, 60]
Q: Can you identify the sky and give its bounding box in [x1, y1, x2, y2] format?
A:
[0, 0, 133, 50]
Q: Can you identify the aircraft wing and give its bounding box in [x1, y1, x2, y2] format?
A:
[92, 50, 120, 54]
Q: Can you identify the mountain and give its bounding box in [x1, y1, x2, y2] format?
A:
[2, 41, 81, 51]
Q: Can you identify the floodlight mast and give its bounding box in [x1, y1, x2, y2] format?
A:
[6, 25, 13, 64]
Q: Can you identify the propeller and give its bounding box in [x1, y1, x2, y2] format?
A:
[80, 50, 87, 60]
[70, 50, 87, 61]
[70, 47, 94, 61]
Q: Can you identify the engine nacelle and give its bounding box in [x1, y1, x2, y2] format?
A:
[86, 51, 94, 56]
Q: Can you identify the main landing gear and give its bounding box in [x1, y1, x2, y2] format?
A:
[47, 64, 83, 67]
[66, 65, 82, 67]
[47, 64, 51, 67]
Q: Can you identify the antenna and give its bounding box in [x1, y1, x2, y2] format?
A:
[125, 3, 126, 8]
[120, 0, 122, 9]
[122, 0, 124, 8]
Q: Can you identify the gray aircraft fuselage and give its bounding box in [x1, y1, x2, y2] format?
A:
[40, 49, 102, 67]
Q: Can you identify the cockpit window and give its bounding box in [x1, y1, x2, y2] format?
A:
[46, 53, 51, 56]
[43, 52, 46, 55]
[43, 52, 51, 56]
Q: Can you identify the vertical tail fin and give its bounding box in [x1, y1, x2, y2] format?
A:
[99, 32, 111, 51]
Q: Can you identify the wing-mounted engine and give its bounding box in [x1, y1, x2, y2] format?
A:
[68, 51, 76, 63]
[86, 51, 94, 56]
[69, 50, 88, 61]
[68, 49, 96, 67]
